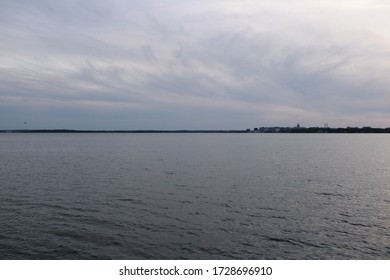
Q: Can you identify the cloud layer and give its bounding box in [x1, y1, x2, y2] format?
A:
[1, 0, 390, 129]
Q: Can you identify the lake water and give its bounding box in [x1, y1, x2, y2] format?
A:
[0, 133, 389, 259]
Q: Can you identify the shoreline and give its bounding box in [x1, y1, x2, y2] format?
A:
[2, 127, 390, 134]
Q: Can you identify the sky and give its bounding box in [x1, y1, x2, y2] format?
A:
[1, 0, 390, 130]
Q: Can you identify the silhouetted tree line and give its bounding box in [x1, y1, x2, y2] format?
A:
[249, 127, 390, 133]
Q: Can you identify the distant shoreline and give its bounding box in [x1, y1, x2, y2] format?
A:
[0, 129, 247, 133]
[2, 127, 390, 134]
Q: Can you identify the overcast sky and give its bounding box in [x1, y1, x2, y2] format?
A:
[1, 0, 390, 129]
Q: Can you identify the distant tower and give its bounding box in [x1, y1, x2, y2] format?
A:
[296, 123, 300, 128]
[324, 123, 329, 128]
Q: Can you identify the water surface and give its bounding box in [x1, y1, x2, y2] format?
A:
[1, 133, 389, 259]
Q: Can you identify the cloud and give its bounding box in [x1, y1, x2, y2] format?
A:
[1, 0, 390, 129]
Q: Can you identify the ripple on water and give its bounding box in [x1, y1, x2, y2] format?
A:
[1, 133, 390, 259]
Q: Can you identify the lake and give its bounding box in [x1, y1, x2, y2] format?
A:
[0, 133, 389, 259]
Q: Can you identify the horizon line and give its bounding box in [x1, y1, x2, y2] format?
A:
[2, 126, 390, 134]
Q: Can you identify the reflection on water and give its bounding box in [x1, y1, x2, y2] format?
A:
[0, 133, 389, 259]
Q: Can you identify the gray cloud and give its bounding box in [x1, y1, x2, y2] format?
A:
[1, 0, 390, 129]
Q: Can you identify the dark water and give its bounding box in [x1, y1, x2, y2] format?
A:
[1, 133, 389, 259]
